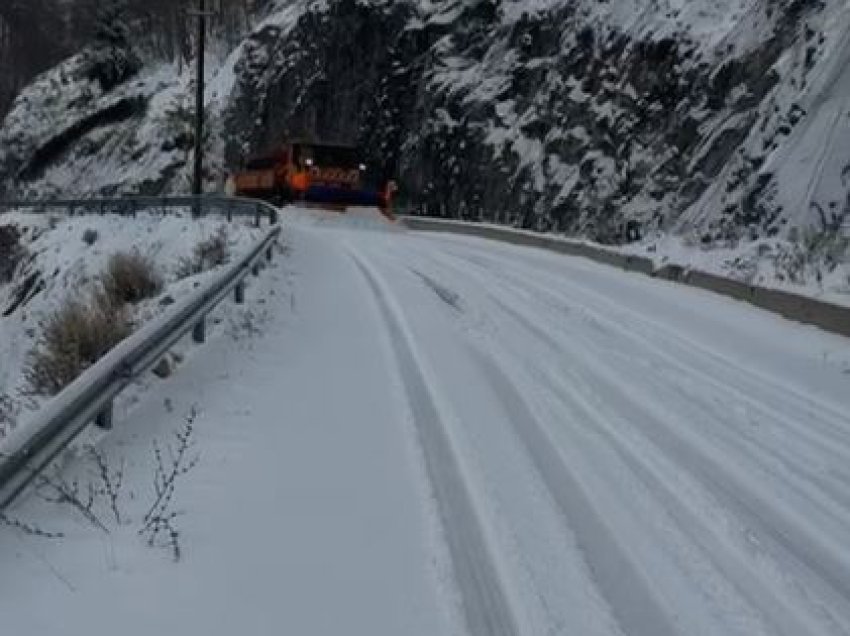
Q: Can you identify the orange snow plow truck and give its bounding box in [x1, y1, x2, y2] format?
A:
[228, 140, 396, 218]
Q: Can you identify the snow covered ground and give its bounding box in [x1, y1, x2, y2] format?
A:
[1, 207, 849, 635]
[0, 209, 264, 438]
[619, 230, 850, 308]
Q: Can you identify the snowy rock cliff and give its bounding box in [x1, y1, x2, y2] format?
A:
[2, 0, 849, 257]
[219, 0, 850, 245]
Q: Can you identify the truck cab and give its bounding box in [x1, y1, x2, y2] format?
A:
[230, 141, 395, 217]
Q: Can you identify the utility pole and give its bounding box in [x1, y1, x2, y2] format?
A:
[194, 0, 205, 204]
[187, 0, 215, 216]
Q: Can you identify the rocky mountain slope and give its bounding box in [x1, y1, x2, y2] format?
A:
[1, 0, 848, 288]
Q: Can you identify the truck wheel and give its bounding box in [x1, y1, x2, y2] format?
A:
[277, 188, 293, 206]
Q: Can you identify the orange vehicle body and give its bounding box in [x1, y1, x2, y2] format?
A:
[230, 141, 395, 218]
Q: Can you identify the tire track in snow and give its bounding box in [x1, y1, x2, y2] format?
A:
[346, 249, 520, 636]
[464, 346, 681, 636]
[428, 247, 850, 632]
[442, 243, 850, 514]
[473, 346, 820, 636]
[381, 241, 769, 634]
[439, 242, 850, 527]
[434, 238, 850, 446]
[420, 239, 850, 514]
[364, 239, 698, 634]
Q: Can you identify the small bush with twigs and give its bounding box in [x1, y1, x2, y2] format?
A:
[82, 228, 99, 246]
[196, 227, 229, 269]
[102, 250, 163, 305]
[23, 249, 159, 396]
[174, 256, 200, 279]
[0, 393, 19, 437]
[0, 224, 25, 283]
[24, 293, 132, 395]
[176, 227, 230, 279]
[1, 408, 200, 561]
[139, 408, 199, 561]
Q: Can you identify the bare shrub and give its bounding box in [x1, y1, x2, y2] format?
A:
[82, 228, 99, 246]
[0, 512, 64, 539]
[195, 227, 230, 270]
[24, 296, 132, 395]
[774, 225, 849, 285]
[32, 464, 109, 533]
[0, 224, 25, 283]
[140, 408, 199, 561]
[0, 393, 18, 436]
[102, 250, 162, 304]
[89, 447, 125, 525]
[174, 255, 201, 280]
[3, 409, 199, 555]
[175, 227, 230, 280]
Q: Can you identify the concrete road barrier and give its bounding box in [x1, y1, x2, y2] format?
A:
[400, 216, 850, 339]
[654, 264, 686, 281]
[683, 270, 756, 304]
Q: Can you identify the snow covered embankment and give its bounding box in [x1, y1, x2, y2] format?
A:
[0, 210, 264, 441]
[0, 210, 849, 635]
[618, 230, 850, 309]
[402, 215, 850, 317]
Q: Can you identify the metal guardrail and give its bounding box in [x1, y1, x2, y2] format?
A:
[0, 194, 278, 225]
[0, 201, 282, 510]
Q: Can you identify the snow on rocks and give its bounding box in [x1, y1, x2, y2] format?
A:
[619, 229, 850, 308]
[2, 0, 849, 314]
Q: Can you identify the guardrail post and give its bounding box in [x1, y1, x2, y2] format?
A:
[227, 205, 233, 222]
[235, 280, 245, 304]
[254, 205, 261, 228]
[252, 260, 260, 276]
[95, 400, 114, 430]
[192, 317, 206, 343]
[266, 246, 273, 262]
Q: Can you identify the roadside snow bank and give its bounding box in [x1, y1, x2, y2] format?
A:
[621, 232, 850, 308]
[0, 210, 264, 439]
[403, 216, 850, 309]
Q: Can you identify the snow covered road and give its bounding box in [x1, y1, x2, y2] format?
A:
[2, 209, 850, 635]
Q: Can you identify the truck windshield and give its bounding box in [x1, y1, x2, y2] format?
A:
[302, 145, 360, 168]
[245, 157, 278, 170]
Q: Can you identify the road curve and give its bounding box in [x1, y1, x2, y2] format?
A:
[1, 209, 849, 636]
[327, 211, 850, 636]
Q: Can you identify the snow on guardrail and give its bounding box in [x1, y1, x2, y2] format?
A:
[0, 194, 278, 225]
[0, 198, 281, 510]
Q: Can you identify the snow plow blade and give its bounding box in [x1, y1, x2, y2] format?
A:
[302, 186, 384, 208]
[229, 140, 397, 218]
